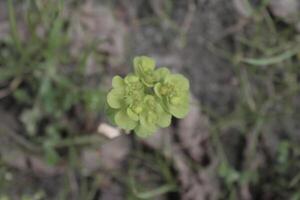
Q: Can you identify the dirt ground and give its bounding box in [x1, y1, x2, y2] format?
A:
[0, 0, 300, 199]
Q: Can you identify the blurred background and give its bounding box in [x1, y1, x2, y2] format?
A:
[0, 0, 300, 199]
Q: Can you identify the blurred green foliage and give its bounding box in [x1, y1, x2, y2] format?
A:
[1, 0, 300, 199]
[1, 0, 105, 165]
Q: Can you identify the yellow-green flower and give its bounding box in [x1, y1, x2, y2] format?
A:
[107, 75, 144, 131]
[154, 74, 190, 118]
[134, 56, 170, 87]
[134, 95, 171, 137]
[106, 56, 190, 137]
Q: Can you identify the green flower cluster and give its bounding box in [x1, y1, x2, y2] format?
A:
[106, 56, 190, 137]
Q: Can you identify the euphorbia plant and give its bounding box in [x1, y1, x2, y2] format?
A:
[107, 56, 190, 137]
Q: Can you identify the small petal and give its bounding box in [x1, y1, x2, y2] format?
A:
[169, 103, 189, 119]
[142, 116, 157, 131]
[157, 111, 172, 128]
[141, 75, 156, 87]
[143, 95, 155, 104]
[112, 76, 124, 88]
[105, 105, 117, 125]
[154, 83, 162, 98]
[156, 103, 172, 127]
[134, 56, 156, 74]
[107, 89, 124, 109]
[134, 125, 153, 138]
[154, 67, 170, 81]
[166, 74, 189, 90]
[142, 56, 156, 70]
[124, 74, 139, 84]
[115, 110, 137, 130]
[134, 116, 157, 137]
[127, 107, 139, 121]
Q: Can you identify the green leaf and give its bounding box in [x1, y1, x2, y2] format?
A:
[20, 107, 41, 136]
[44, 141, 60, 165]
[45, 148, 59, 165]
[83, 89, 105, 112]
[218, 162, 240, 184]
[13, 89, 32, 104]
[107, 88, 124, 109]
[115, 110, 137, 130]
[105, 104, 117, 125]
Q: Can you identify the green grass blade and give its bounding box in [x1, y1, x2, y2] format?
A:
[7, 0, 22, 52]
[132, 184, 177, 199]
[241, 48, 299, 66]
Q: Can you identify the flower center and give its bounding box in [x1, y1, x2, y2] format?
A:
[160, 83, 174, 95]
[171, 96, 180, 105]
[147, 111, 157, 123]
[133, 105, 143, 114]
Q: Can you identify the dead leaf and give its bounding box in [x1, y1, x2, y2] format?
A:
[0, 109, 64, 176]
[81, 135, 130, 175]
[97, 123, 121, 139]
[173, 145, 219, 200]
[269, 0, 300, 32]
[142, 127, 173, 158]
[0, 1, 9, 37]
[233, 0, 253, 18]
[100, 180, 124, 200]
[178, 96, 211, 162]
[142, 95, 220, 200]
[70, 1, 127, 75]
